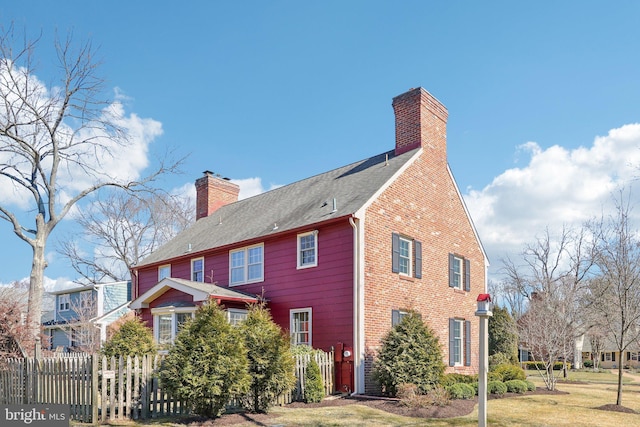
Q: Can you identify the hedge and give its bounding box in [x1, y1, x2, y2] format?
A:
[522, 361, 571, 370]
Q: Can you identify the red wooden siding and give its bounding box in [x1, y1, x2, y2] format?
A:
[135, 220, 355, 353]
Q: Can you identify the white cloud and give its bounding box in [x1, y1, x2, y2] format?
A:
[232, 177, 282, 200]
[464, 123, 640, 273]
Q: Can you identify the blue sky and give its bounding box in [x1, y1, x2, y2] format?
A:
[2, 1, 640, 289]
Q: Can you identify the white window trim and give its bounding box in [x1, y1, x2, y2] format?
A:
[158, 264, 171, 281]
[152, 307, 195, 346]
[452, 256, 463, 290]
[453, 319, 464, 366]
[229, 243, 264, 286]
[290, 307, 312, 347]
[59, 294, 70, 312]
[297, 230, 318, 269]
[191, 257, 204, 282]
[604, 352, 612, 362]
[398, 237, 412, 276]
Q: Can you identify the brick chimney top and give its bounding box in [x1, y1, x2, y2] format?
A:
[195, 171, 240, 220]
[392, 87, 448, 158]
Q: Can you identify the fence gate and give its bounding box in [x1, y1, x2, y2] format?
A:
[0, 355, 98, 423]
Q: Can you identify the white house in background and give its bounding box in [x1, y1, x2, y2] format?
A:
[43, 281, 131, 352]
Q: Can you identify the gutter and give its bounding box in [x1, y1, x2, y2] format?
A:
[350, 215, 365, 394]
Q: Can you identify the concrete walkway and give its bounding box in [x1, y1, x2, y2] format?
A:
[611, 369, 640, 383]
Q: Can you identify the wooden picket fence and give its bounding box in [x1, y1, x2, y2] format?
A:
[0, 355, 97, 423]
[0, 350, 334, 424]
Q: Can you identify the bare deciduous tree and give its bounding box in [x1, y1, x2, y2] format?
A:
[586, 192, 640, 406]
[0, 27, 181, 352]
[501, 226, 595, 390]
[58, 191, 193, 283]
[65, 290, 100, 354]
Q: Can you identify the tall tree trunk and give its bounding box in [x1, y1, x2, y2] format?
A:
[617, 361, 623, 405]
[25, 225, 48, 356]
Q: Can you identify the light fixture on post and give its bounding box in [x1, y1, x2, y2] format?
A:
[475, 293, 493, 427]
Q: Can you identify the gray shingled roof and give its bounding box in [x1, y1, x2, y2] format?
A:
[137, 148, 419, 267]
[160, 278, 259, 301]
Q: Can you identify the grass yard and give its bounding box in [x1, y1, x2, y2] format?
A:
[75, 372, 640, 427]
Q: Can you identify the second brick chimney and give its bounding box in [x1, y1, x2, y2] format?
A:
[195, 171, 240, 220]
[392, 87, 448, 161]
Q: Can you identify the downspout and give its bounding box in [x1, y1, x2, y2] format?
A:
[349, 215, 365, 394]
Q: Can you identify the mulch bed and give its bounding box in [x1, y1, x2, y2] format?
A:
[173, 387, 571, 426]
[595, 404, 638, 414]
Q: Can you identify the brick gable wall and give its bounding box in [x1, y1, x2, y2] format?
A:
[362, 150, 484, 393]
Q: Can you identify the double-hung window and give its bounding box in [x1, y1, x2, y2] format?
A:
[59, 294, 70, 312]
[449, 254, 470, 291]
[297, 231, 318, 268]
[391, 233, 422, 278]
[230, 244, 264, 285]
[449, 318, 471, 367]
[158, 264, 171, 281]
[191, 258, 204, 282]
[290, 308, 312, 346]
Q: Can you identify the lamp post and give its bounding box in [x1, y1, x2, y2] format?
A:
[475, 293, 493, 427]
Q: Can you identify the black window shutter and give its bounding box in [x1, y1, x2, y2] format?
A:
[464, 258, 471, 291]
[414, 240, 422, 279]
[612, 352, 616, 362]
[392, 233, 400, 273]
[392, 310, 400, 327]
[448, 253, 455, 287]
[448, 318, 455, 366]
[465, 320, 471, 366]
[601, 353, 605, 362]
[627, 352, 631, 361]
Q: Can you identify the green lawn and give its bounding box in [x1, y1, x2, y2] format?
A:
[74, 373, 640, 427]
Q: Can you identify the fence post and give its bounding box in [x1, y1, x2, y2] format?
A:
[91, 354, 99, 425]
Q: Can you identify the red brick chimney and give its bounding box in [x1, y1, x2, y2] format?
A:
[195, 171, 240, 220]
[392, 87, 448, 160]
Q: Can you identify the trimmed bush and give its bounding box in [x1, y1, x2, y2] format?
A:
[505, 379, 528, 394]
[440, 373, 477, 387]
[487, 381, 507, 395]
[525, 380, 536, 391]
[304, 359, 325, 403]
[583, 360, 594, 368]
[446, 383, 475, 400]
[372, 311, 445, 396]
[488, 371, 503, 382]
[492, 364, 526, 381]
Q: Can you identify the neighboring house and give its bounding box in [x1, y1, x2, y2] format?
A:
[129, 87, 488, 394]
[578, 335, 640, 369]
[43, 281, 131, 352]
